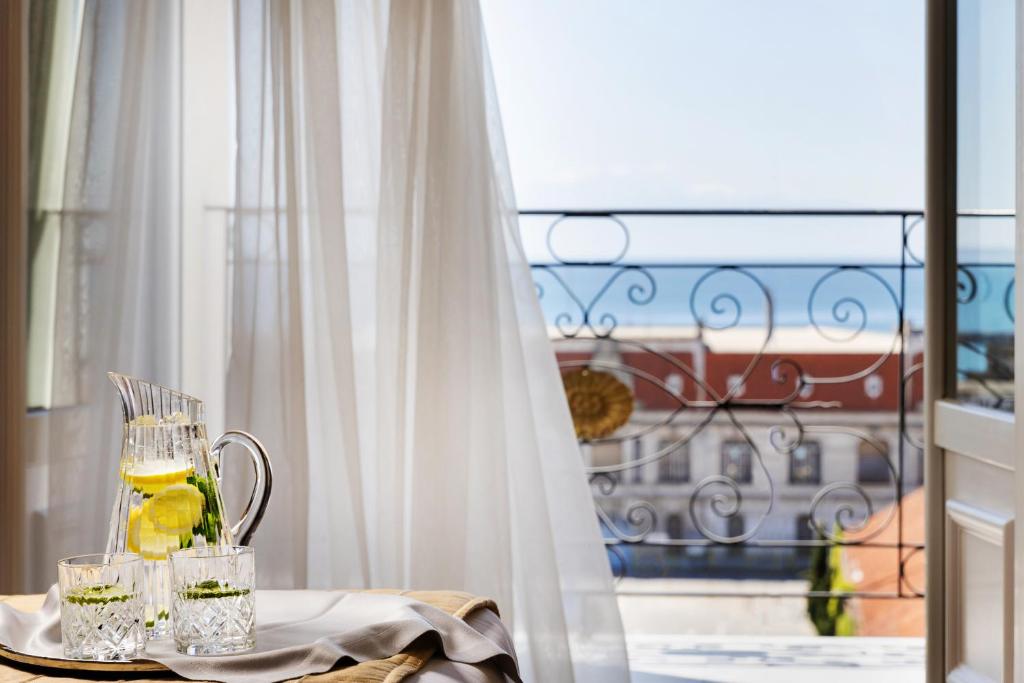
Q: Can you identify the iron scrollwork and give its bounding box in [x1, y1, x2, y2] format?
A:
[529, 210, 926, 597]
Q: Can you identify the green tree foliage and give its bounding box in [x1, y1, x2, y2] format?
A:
[806, 526, 856, 636]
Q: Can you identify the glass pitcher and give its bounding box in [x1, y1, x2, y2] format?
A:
[105, 372, 272, 639]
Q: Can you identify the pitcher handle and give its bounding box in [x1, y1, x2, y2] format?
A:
[210, 430, 273, 545]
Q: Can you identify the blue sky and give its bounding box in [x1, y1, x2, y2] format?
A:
[480, 1, 1012, 341]
[481, 0, 926, 213]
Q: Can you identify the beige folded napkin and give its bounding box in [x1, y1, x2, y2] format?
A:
[0, 587, 519, 683]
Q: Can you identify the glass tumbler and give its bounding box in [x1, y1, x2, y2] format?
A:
[58, 553, 145, 661]
[169, 545, 255, 655]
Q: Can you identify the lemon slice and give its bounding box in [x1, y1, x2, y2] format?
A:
[127, 503, 187, 560]
[120, 461, 195, 495]
[147, 483, 205, 535]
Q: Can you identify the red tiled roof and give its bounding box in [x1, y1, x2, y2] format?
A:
[842, 487, 925, 636]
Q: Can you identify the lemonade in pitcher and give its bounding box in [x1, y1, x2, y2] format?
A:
[106, 373, 271, 638]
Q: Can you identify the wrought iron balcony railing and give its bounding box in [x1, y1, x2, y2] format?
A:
[521, 208, 963, 600]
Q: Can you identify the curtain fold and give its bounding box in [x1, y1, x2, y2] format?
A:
[25, 0, 182, 590]
[27, 0, 629, 677]
[231, 0, 629, 679]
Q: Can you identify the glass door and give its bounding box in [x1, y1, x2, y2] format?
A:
[927, 0, 1017, 681]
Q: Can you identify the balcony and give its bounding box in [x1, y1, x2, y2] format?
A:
[521, 208, 937, 628]
[519, 208, 942, 677]
[627, 631, 924, 682]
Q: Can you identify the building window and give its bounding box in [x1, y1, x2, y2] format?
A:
[795, 513, 814, 562]
[726, 514, 745, 555]
[857, 440, 891, 484]
[721, 440, 753, 484]
[657, 440, 690, 483]
[796, 513, 814, 541]
[26, 0, 86, 411]
[864, 373, 884, 400]
[666, 513, 684, 539]
[631, 440, 645, 484]
[727, 515, 745, 538]
[789, 442, 821, 484]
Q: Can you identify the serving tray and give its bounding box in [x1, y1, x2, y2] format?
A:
[0, 641, 169, 673]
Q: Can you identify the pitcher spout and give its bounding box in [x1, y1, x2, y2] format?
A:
[107, 372, 205, 424]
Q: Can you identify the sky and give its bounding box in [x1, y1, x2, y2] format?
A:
[479, 0, 1012, 338]
[480, 0, 926, 215]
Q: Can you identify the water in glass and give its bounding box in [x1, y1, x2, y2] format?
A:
[170, 546, 255, 655]
[58, 553, 145, 661]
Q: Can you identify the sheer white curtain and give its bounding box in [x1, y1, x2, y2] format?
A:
[229, 1, 629, 680]
[26, 0, 181, 589]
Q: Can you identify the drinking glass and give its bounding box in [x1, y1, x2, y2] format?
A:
[169, 545, 255, 655]
[58, 553, 145, 661]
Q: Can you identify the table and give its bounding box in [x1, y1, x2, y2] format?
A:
[0, 592, 514, 683]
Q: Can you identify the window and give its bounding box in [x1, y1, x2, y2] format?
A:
[657, 439, 690, 483]
[796, 513, 814, 541]
[857, 440, 892, 484]
[789, 442, 821, 484]
[795, 513, 814, 562]
[864, 374, 884, 400]
[631, 440, 645, 484]
[727, 515, 745, 539]
[666, 513, 684, 540]
[721, 440, 752, 484]
[26, 0, 86, 410]
[726, 515, 745, 556]
[955, 0, 1016, 410]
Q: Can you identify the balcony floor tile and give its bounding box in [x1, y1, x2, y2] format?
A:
[628, 635, 925, 682]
